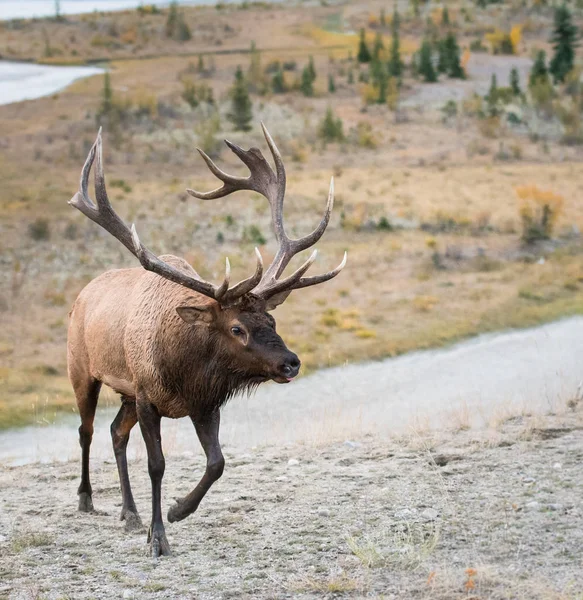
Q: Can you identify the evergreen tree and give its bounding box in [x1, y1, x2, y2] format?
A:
[372, 31, 384, 61]
[271, 67, 286, 94]
[319, 107, 344, 143]
[248, 41, 265, 93]
[300, 64, 315, 96]
[486, 74, 498, 115]
[328, 73, 336, 93]
[228, 66, 253, 131]
[357, 28, 372, 63]
[388, 10, 403, 78]
[197, 54, 204, 73]
[392, 6, 400, 31]
[307, 55, 317, 81]
[376, 62, 389, 103]
[529, 50, 550, 88]
[510, 67, 521, 95]
[437, 38, 448, 73]
[165, 1, 178, 38]
[443, 33, 465, 78]
[549, 4, 578, 83]
[418, 40, 437, 82]
[100, 71, 113, 117]
[442, 6, 450, 26]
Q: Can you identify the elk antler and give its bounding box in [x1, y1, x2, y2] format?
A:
[188, 123, 347, 308]
[69, 128, 263, 305]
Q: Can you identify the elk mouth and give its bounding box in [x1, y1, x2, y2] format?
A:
[272, 374, 297, 384]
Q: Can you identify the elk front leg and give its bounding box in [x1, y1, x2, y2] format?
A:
[167, 410, 224, 523]
[136, 398, 171, 557]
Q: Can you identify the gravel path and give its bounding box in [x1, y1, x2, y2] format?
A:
[1, 317, 581, 466]
[0, 412, 582, 599]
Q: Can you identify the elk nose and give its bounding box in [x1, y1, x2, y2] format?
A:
[280, 354, 301, 379]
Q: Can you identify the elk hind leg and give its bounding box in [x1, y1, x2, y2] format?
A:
[74, 376, 101, 512]
[111, 396, 143, 531]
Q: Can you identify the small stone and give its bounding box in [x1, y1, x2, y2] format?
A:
[525, 501, 540, 510]
[522, 477, 536, 484]
[395, 508, 415, 519]
[287, 459, 300, 466]
[123, 590, 133, 600]
[317, 508, 331, 517]
[553, 463, 562, 470]
[421, 508, 438, 521]
[547, 503, 563, 511]
[276, 476, 288, 482]
[344, 440, 361, 448]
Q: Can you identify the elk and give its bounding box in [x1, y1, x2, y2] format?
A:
[67, 124, 346, 557]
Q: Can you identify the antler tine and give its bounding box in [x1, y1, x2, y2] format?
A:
[292, 176, 334, 254]
[257, 249, 318, 299]
[221, 247, 264, 301]
[290, 251, 347, 291]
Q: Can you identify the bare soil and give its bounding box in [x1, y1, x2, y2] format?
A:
[1, 411, 582, 600]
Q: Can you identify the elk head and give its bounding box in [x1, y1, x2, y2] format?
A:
[69, 124, 346, 384]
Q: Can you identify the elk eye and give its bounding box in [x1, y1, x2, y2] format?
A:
[231, 326, 244, 336]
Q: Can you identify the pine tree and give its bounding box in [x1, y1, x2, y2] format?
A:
[248, 41, 264, 92]
[271, 67, 286, 94]
[372, 31, 384, 61]
[443, 33, 465, 79]
[388, 10, 403, 78]
[357, 28, 372, 63]
[319, 107, 344, 143]
[228, 66, 253, 131]
[437, 39, 448, 73]
[307, 55, 316, 81]
[300, 65, 315, 96]
[376, 62, 389, 103]
[392, 6, 401, 31]
[510, 67, 521, 95]
[165, 1, 178, 38]
[197, 54, 204, 73]
[549, 4, 578, 83]
[100, 71, 113, 116]
[486, 74, 498, 115]
[529, 50, 550, 88]
[442, 6, 450, 26]
[328, 73, 336, 93]
[418, 40, 437, 82]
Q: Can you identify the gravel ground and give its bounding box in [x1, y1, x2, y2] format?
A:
[0, 410, 582, 600]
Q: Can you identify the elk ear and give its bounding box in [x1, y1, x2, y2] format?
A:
[265, 290, 293, 311]
[176, 305, 215, 325]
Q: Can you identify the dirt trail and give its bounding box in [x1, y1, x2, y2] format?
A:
[1, 317, 581, 467]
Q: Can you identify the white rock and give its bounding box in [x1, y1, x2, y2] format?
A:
[421, 508, 438, 521]
[123, 590, 133, 599]
[287, 458, 300, 466]
[317, 508, 331, 517]
[344, 440, 361, 448]
[525, 501, 540, 510]
[553, 463, 562, 470]
[547, 503, 563, 511]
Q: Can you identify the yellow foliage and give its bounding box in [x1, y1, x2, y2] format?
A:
[361, 83, 378, 105]
[484, 29, 514, 55]
[510, 24, 522, 53]
[368, 13, 380, 28]
[515, 185, 564, 242]
[120, 27, 137, 44]
[413, 296, 439, 312]
[461, 49, 471, 70]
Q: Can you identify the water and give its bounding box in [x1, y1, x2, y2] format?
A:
[0, 0, 284, 21]
[0, 60, 104, 105]
[1, 317, 581, 466]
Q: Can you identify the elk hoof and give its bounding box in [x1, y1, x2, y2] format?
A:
[148, 526, 172, 558]
[121, 509, 144, 533]
[167, 500, 188, 523]
[78, 492, 94, 513]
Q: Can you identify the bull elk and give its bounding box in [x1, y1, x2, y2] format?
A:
[67, 124, 346, 557]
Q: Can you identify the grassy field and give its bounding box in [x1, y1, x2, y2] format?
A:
[1, 0, 583, 428]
